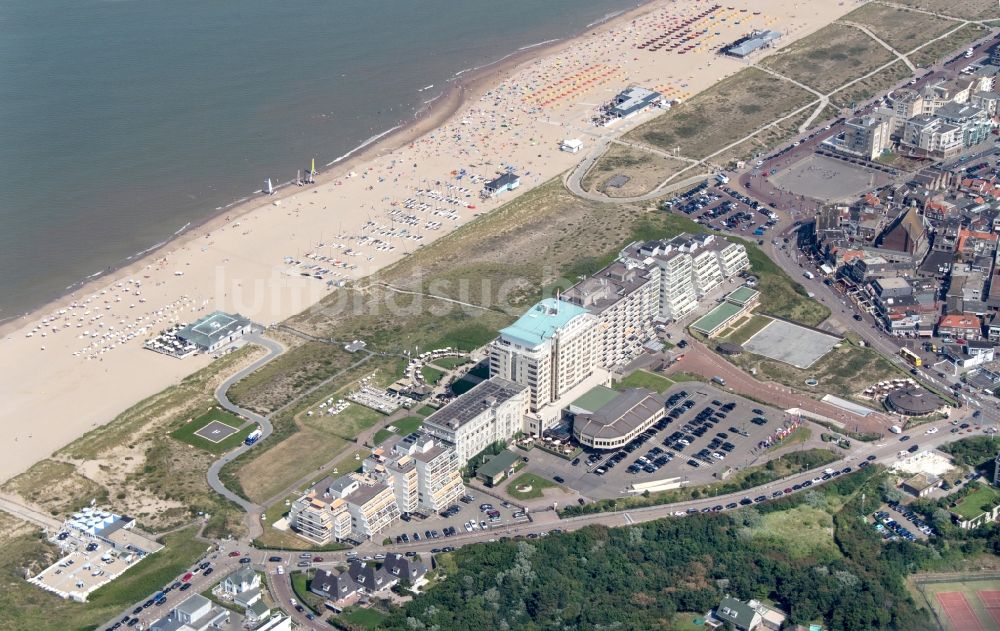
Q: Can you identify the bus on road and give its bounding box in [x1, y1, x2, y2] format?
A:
[899, 347, 922, 367]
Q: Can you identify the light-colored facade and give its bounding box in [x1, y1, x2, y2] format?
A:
[562, 261, 660, 369]
[901, 115, 964, 159]
[422, 377, 529, 463]
[488, 299, 599, 411]
[289, 474, 400, 543]
[843, 115, 889, 160]
[365, 433, 465, 512]
[621, 234, 750, 321]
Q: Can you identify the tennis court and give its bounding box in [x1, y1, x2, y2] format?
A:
[915, 576, 1000, 631]
[938, 592, 984, 631]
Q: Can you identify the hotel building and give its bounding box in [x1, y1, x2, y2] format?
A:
[422, 377, 529, 463]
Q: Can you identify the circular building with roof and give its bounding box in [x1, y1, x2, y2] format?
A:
[884, 387, 945, 416]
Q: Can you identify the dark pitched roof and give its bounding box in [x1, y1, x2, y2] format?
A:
[310, 569, 359, 600]
[382, 553, 428, 582]
[348, 561, 396, 592]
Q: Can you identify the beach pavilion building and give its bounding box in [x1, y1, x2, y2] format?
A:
[175, 311, 252, 352]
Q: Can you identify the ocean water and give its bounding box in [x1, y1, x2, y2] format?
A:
[0, 0, 636, 321]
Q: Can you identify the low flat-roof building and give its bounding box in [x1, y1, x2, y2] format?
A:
[476, 449, 522, 486]
[175, 311, 252, 352]
[607, 86, 662, 119]
[483, 172, 520, 197]
[690, 287, 760, 337]
[149, 594, 230, 631]
[573, 387, 666, 450]
[902, 472, 941, 497]
[721, 30, 782, 58]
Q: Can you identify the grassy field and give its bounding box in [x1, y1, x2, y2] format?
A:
[713, 107, 815, 170]
[429, 356, 469, 370]
[0, 525, 207, 631]
[374, 416, 424, 445]
[909, 23, 991, 68]
[890, 0, 1000, 20]
[340, 606, 389, 630]
[170, 407, 252, 453]
[752, 503, 839, 559]
[2, 460, 109, 519]
[420, 364, 446, 385]
[506, 473, 561, 500]
[761, 23, 895, 95]
[734, 238, 831, 327]
[720, 314, 772, 346]
[842, 3, 958, 53]
[729, 338, 900, 401]
[616, 369, 674, 393]
[582, 143, 693, 197]
[829, 61, 912, 110]
[768, 426, 812, 453]
[625, 68, 814, 161]
[952, 484, 1000, 520]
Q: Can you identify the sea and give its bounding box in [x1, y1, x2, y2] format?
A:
[0, 0, 639, 322]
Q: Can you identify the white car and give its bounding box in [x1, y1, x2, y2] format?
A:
[926, 427, 938, 434]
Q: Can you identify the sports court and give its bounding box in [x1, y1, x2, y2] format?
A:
[743, 319, 840, 368]
[915, 576, 1000, 631]
[938, 592, 985, 631]
[194, 419, 239, 443]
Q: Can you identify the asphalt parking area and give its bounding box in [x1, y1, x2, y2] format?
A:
[378, 496, 527, 545]
[521, 384, 798, 501]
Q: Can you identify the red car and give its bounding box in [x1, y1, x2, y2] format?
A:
[228, 551, 241, 558]
[181, 572, 193, 583]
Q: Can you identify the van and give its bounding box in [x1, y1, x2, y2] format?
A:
[803, 271, 814, 279]
[711, 376, 726, 387]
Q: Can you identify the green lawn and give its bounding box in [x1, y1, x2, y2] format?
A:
[506, 473, 561, 500]
[340, 606, 388, 630]
[767, 426, 812, 452]
[420, 365, 446, 385]
[616, 369, 674, 393]
[170, 407, 253, 453]
[415, 405, 437, 417]
[375, 416, 424, 445]
[722, 314, 772, 345]
[952, 484, 1000, 520]
[290, 569, 325, 613]
[430, 356, 469, 370]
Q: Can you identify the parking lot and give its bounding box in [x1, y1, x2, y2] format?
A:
[372, 494, 529, 547]
[663, 182, 780, 239]
[872, 501, 938, 542]
[520, 384, 803, 501]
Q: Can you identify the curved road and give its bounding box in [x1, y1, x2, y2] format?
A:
[206, 333, 286, 536]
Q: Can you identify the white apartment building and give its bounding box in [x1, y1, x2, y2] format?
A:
[902, 115, 964, 159]
[422, 377, 529, 463]
[289, 474, 400, 543]
[488, 299, 598, 411]
[364, 432, 465, 512]
[562, 261, 659, 369]
[843, 115, 890, 160]
[622, 234, 750, 321]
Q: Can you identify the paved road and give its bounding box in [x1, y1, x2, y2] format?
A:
[0, 493, 63, 531]
[206, 333, 286, 536]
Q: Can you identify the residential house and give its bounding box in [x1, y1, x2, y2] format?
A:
[214, 567, 262, 608]
[149, 595, 230, 631]
[712, 596, 763, 631]
[348, 560, 397, 594]
[310, 569, 361, 606]
[382, 553, 429, 588]
[937, 314, 983, 340]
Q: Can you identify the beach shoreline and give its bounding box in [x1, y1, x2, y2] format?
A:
[0, 3, 650, 338]
[0, 0, 856, 483]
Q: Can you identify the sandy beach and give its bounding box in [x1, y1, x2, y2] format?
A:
[0, 0, 856, 482]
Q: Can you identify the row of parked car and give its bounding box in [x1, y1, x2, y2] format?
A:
[872, 510, 920, 542]
[886, 501, 939, 538]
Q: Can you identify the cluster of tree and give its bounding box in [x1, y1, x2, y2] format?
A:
[940, 436, 998, 470]
[377, 467, 940, 631]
